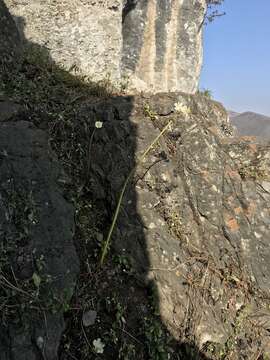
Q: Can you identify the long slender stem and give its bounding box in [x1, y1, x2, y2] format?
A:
[99, 120, 173, 266]
[86, 127, 96, 181]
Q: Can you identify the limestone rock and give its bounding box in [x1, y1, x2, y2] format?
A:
[84, 92, 270, 358]
[5, 0, 206, 93]
[122, 0, 206, 93]
[0, 103, 79, 360]
[5, 0, 123, 83]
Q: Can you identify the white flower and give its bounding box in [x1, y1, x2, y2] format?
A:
[174, 102, 191, 116]
[93, 338, 105, 354]
[36, 336, 44, 349]
[95, 121, 103, 129]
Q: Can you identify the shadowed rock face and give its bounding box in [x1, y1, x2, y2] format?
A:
[0, 0, 21, 70]
[1, 91, 270, 359]
[0, 108, 79, 360]
[5, 0, 206, 93]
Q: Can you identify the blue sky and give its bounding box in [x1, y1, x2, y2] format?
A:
[200, 0, 270, 116]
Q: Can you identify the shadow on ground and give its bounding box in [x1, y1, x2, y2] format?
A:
[0, 11, 211, 360]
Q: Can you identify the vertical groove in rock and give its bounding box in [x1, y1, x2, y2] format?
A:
[162, 0, 181, 91]
[135, 0, 157, 89]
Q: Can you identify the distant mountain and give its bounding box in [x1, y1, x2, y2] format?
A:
[227, 110, 240, 118]
[228, 111, 270, 138]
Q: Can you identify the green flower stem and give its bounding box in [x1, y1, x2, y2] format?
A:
[86, 127, 96, 181]
[99, 120, 173, 266]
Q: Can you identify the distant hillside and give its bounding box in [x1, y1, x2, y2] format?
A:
[227, 110, 240, 118]
[229, 111, 270, 138]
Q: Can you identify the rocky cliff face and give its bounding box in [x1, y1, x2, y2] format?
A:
[122, 0, 206, 93]
[2, 83, 270, 359]
[78, 92, 270, 359]
[5, 0, 206, 93]
[5, 0, 124, 83]
[0, 116, 79, 360]
[1, 1, 270, 359]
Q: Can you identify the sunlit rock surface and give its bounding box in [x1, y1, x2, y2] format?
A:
[6, 0, 206, 93]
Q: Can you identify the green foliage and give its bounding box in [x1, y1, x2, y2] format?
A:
[32, 272, 41, 288]
[143, 317, 169, 360]
[118, 342, 136, 359]
[144, 103, 158, 121]
[197, 88, 213, 99]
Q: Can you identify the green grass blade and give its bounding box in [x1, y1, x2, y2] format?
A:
[99, 120, 173, 266]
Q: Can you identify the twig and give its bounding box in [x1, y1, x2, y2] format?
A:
[253, 347, 263, 360]
[80, 320, 102, 359]
[149, 264, 181, 272]
[81, 320, 92, 349]
[117, 326, 143, 345]
[10, 266, 19, 288]
[0, 274, 32, 297]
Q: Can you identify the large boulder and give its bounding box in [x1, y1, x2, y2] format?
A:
[0, 101, 79, 360]
[5, 0, 206, 93]
[122, 0, 206, 93]
[77, 92, 270, 358]
[5, 0, 123, 83]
